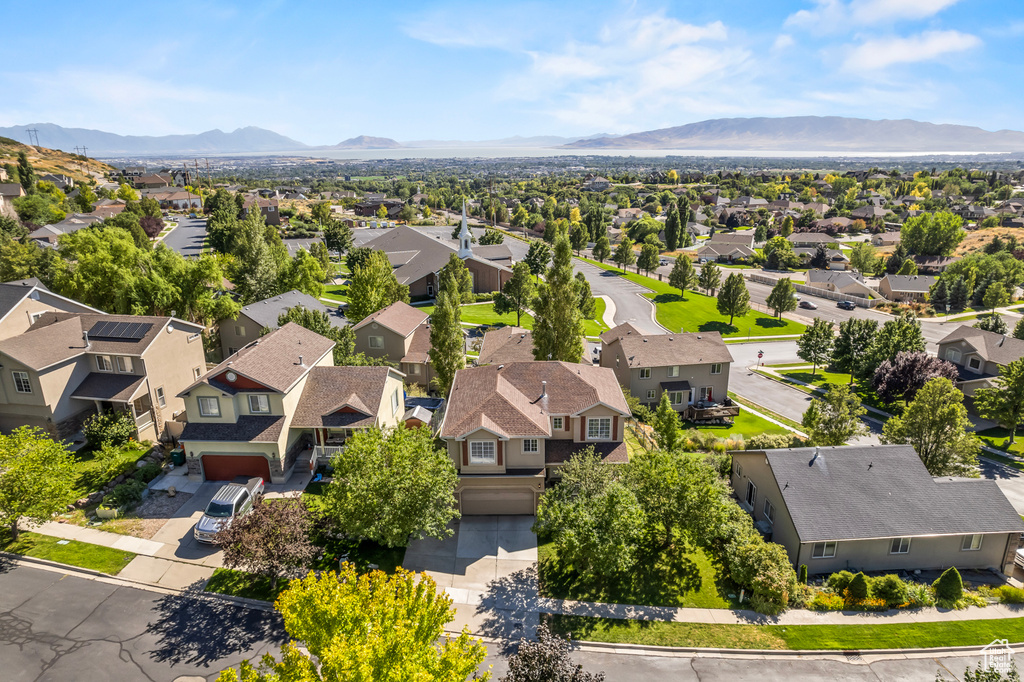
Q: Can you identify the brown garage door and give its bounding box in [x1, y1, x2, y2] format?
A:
[201, 454, 271, 481]
[461, 489, 535, 515]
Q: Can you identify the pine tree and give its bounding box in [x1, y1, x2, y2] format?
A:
[17, 151, 36, 195]
[532, 232, 585, 363]
[930, 278, 949, 311]
[428, 272, 465, 396]
[652, 392, 681, 451]
[949, 277, 970, 311]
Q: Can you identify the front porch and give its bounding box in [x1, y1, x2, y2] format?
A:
[71, 371, 158, 441]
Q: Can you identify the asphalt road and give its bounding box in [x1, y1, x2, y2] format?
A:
[3, 563, 1012, 682]
[160, 215, 210, 258]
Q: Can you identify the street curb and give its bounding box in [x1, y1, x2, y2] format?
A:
[567, 638, 1024, 659]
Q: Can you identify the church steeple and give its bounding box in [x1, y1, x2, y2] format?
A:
[458, 201, 472, 258]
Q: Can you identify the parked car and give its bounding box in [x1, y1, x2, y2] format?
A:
[193, 477, 264, 544]
[659, 258, 669, 266]
[798, 300, 818, 310]
[837, 300, 857, 310]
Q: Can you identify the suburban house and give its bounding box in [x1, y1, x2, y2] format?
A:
[582, 176, 612, 191]
[697, 233, 756, 263]
[878, 274, 936, 303]
[351, 301, 436, 387]
[599, 323, 738, 420]
[146, 190, 202, 211]
[730, 445, 1024, 575]
[39, 173, 73, 190]
[792, 246, 850, 270]
[937, 326, 1024, 397]
[0, 308, 206, 442]
[804, 269, 876, 300]
[787, 233, 837, 249]
[132, 174, 172, 189]
[477, 327, 536, 365]
[359, 212, 513, 297]
[219, 290, 344, 358]
[438, 361, 631, 515]
[872, 231, 902, 246]
[178, 322, 407, 482]
[913, 255, 959, 274]
[852, 205, 890, 222]
[241, 196, 281, 226]
[0, 279, 101, 341]
[28, 213, 102, 247]
[0, 183, 27, 201]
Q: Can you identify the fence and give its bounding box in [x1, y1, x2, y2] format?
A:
[746, 273, 884, 308]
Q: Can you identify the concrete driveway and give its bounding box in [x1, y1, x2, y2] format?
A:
[149, 482, 224, 568]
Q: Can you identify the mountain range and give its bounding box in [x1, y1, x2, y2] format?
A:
[561, 116, 1024, 152]
[3, 117, 1024, 156]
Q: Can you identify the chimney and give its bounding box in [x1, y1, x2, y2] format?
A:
[541, 380, 547, 398]
[82, 331, 90, 349]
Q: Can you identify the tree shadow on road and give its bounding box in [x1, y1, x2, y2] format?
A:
[146, 580, 287, 668]
[476, 566, 540, 655]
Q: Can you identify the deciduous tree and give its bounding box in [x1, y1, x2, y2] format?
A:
[716, 273, 750, 326]
[324, 426, 459, 547]
[524, 240, 552, 280]
[638, 243, 659, 274]
[801, 384, 867, 446]
[502, 625, 605, 682]
[493, 261, 535, 327]
[974, 358, 1024, 445]
[698, 261, 722, 295]
[668, 255, 698, 300]
[881, 378, 980, 477]
[900, 211, 965, 256]
[429, 273, 465, 396]
[651, 392, 681, 451]
[766, 278, 797, 318]
[832, 318, 878, 384]
[797, 318, 834, 377]
[860, 312, 925, 380]
[575, 271, 596, 319]
[0, 427, 76, 541]
[570, 221, 589, 255]
[322, 219, 353, 255]
[346, 250, 410, 323]
[612, 237, 636, 273]
[872, 351, 958, 404]
[664, 203, 681, 251]
[440, 253, 474, 304]
[592, 233, 611, 263]
[533, 232, 585, 362]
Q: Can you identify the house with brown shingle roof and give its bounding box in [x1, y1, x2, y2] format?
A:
[438, 361, 630, 515]
[351, 301, 442, 387]
[937, 325, 1024, 398]
[477, 327, 588, 366]
[178, 322, 406, 483]
[599, 323, 738, 420]
[0, 306, 205, 442]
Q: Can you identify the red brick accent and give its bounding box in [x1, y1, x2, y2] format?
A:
[497, 441, 503, 466]
[462, 441, 468, 467]
[613, 416, 619, 441]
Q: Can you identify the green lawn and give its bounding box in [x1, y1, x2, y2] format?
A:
[549, 614, 1024, 650]
[977, 427, 1024, 459]
[578, 257, 806, 338]
[323, 283, 349, 304]
[774, 369, 898, 415]
[205, 567, 288, 602]
[70, 444, 151, 500]
[584, 298, 609, 338]
[3, 532, 136, 575]
[764, 362, 814, 369]
[683, 407, 791, 440]
[538, 536, 734, 609]
[727, 393, 806, 433]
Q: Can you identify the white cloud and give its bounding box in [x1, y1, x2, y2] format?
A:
[786, 0, 962, 33]
[773, 34, 795, 51]
[842, 30, 981, 70]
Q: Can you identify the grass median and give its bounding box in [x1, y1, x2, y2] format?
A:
[2, 532, 136, 575]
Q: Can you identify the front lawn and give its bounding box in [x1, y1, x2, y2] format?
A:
[205, 567, 288, 602]
[548, 614, 1024, 650]
[578, 257, 806, 338]
[683, 408, 791, 440]
[977, 427, 1024, 459]
[537, 536, 734, 609]
[322, 283, 349, 304]
[2, 532, 136, 575]
[774, 369, 898, 415]
[70, 443, 151, 500]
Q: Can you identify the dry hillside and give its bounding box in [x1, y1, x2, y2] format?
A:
[957, 226, 1024, 256]
[0, 136, 115, 186]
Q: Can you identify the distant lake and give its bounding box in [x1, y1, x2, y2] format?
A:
[221, 147, 1009, 160]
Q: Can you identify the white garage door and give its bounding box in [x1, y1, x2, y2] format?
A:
[461, 489, 535, 516]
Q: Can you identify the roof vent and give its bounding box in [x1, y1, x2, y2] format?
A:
[497, 364, 504, 370]
[298, 355, 304, 366]
[82, 331, 90, 349]
[540, 380, 547, 398]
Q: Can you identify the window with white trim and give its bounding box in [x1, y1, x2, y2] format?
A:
[12, 370, 31, 394]
[198, 396, 221, 417]
[710, 363, 722, 375]
[945, 348, 961, 363]
[699, 386, 712, 401]
[522, 439, 538, 453]
[638, 368, 651, 379]
[235, 325, 246, 337]
[96, 355, 113, 372]
[193, 367, 202, 379]
[587, 417, 611, 440]
[116, 356, 133, 373]
[551, 417, 563, 430]
[961, 534, 983, 551]
[155, 387, 166, 408]
[669, 391, 685, 405]
[667, 366, 679, 378]
[889, 537, 911, 554]
[369, 335, 384, 349]
[968, 357, 981, 370]
[469, 440, 496, 464]
[812, 541, 837, 559]
[762, 498, 776, 525]
[391, 390, 400, 415]
[646, 389, 656, 400]
[248, 394, 269, 414]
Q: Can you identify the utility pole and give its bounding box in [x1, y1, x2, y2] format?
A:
[205, 158, 212, 190]
[25, 128, 40, 147]
[183, 162, 195, 212]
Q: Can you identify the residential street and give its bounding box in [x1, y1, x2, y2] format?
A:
[160, 214, 208, 257]
[2, 562, 1013, 682]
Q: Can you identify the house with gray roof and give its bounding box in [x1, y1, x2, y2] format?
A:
[599, 324, 738, 420]
[878, 274, 936, 302]
[180, 322, 406, 483]
[731, 445, 1024, 575]
[28, 213, 102, 247]
[804, 269, 876, 300]
[0, 278, 101, 341]
[937, 326, 1024, 397]
[219, 290, 344, 359]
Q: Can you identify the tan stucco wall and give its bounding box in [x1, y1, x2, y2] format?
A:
[616, 363, 730, 409]
[375, 374, 406, 428]
[354, 323, 410, 362]
[0, 291, 97, 341]
[219, 314, 264, 357]
[142, 322, 207, 432]
[731, 451, 802, 565]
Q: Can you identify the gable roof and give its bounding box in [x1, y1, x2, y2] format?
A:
[291, 366, 399, 428]
[352, 300, 429, 338]
[604, 330, 733, 368]
[751, 445, 1024, 543]
[236, 290, 342, 330]
[179, 322, 335, 396]
[705, 233, 754, 246]
[806, 269, 864, 286]
[600, 322, 643, 344]
[440, 361, 629, 440]
[360, 226, 510, 287]
[478, 327, 536, 365]
[881, 274, 935, 293]
[788, 233, 835, 244]
[938, 325, 1024, 366]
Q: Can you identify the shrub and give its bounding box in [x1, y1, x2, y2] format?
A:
[133, 461, 163, 484]
[473, 292, 495, 302]
[105, 478, 146, 509]
[905, 582, 935, 608]
[93, 444, 137, 480]
[871, 574, 909, 607]
[789, 583, 812, 609]
[746, 433, 803, 450]
[827, 570, 855, 593]
[996, 585, 1024, 604]
[847, 572, 869, 600]
[749, 592, 785, 616]
[933, 567, 963, 603]
[83, 411, 135, 448]
[809, 591, 845, 611]
[703, 451, 732, 479]
[798, 564, 808, 584]
[729, 538, 797, 614]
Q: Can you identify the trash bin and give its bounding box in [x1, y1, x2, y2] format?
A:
[171, 447, 186, 467]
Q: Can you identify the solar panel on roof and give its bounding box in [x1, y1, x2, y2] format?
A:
[88, 320, 153, 340]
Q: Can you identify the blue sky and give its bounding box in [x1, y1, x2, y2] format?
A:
[1, 0, 1021, 144]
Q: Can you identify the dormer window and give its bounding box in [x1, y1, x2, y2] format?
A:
[248, 395, 270, 414]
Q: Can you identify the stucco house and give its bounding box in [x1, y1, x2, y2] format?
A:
[0, 278, 101, 341]
[696, 233, 756, 263]
[730, 445, 1024, 576]
[219, 289, 344, 358]
[0, 305, 206, 442]
[599, 323, 738, 420]
[351, 301, 438, 387]
[178, 322, 406, 482]
[878, 274, 936, 303]
[937, 326, 1024, 397]
[438, 361, 630, 515]
[241, 196, 280, 226]
[804, 270, 876, 299]
[477, 326, 588, 366]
